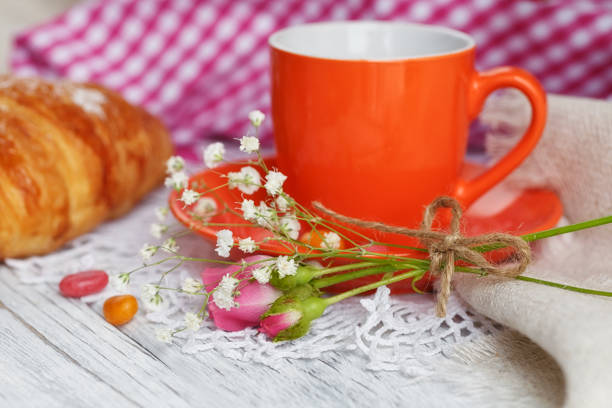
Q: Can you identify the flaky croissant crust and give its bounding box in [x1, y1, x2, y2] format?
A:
[0, 76, 173, 258]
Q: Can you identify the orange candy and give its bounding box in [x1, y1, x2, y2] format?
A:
[299, 230, 345, 250]
[103, 295, 138, 326]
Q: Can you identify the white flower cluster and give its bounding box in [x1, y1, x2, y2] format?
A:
[239, 135, 260, 154]
[141, 284, 165, 311]
[275, 195, 290, 211]
[275, 256, 297, 278]
[241, 199, 257, 221]
[212, 274, 239, 310]
[248, 110, 265, 128]
[182, 277, 202, 294]
[203, 142, 225, 168]
[252, 264, 272, 284]
[164, 155, 202, 208]
[166, 156, 185, 174]
[110, 273, 130, 292]
[323, 232, 342, 250]
[228, 166, 261, 195]
[162, 237, 179, 253]
[215, 229, 233, 257]
[256, 202, 275, 227]
[164, 171, 188, 190]
[164, 156, 189, 190]
[238, 237, 257, 253]
[180, 189, 201, 206]
[192, 197, 217, 220]
[280, 215, 300, 240]
[140, 243, 158, 261]
[264, 171, 287, 196]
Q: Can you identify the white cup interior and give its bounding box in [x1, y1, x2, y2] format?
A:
[269, 21, 475, 61]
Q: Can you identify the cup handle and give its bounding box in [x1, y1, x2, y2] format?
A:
[454, 67, 547, 207]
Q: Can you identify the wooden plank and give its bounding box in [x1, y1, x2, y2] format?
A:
[0, 270, 413, 407]
[1, 267, 562, 407]
[0, 303, 133, 407]
[0, 272, 193, 407]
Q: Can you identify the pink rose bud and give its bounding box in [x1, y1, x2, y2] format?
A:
[259, 285, 328, 341]
[202, 255, 282, 331]
[259, 310, 302, 338]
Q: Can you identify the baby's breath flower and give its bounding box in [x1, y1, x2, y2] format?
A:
[280, 215, 300, 238]
[165, 171, 189, 190]
[212, 274, 239, 310]
[218, 274, 239, 292]
[182, 277, 202, 294]
[193, 197, 217, 219]
[252, 265, 272, 284]
[323, 232, 342, 249]
[239, 135, 260, 153]
[238, 237, 257, 253]
[248, 110, 265, 127]
[141, 284, 165, 311]
[142, 283, 158, 299]
[156, 328, 173, 344]
[215, 229, 233, 257]
[264, 170, 287, 196]
[276, 256, 297, 278]
[280, 215, 300, 240]
[203, 142, 225, 168]
[180, 189, 201, 206]
[228, 166, 261, 195]
[275, 195, 290, 212]
[184, 312, 202, 331]
[155, 206, 169, 221]
[255, 201, 277, 228]
[140, 244, 158, 261]
[241, 199, 257, 221]
[110, 273, 130, 291]
[150, 223, 168, 239]
[166, 156, 185, 174]
[162, 237, 179, 253]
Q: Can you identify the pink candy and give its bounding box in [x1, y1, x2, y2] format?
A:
[59, 270, 108, 298]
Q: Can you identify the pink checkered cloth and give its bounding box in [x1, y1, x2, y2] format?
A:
[11, 0, 612, 159]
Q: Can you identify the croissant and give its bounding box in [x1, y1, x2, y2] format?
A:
[0, 76, 173, 258]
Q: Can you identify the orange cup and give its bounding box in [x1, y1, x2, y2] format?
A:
[269, 22, 546, 233]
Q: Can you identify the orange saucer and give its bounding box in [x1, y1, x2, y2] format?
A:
[169, 158, 563, 294]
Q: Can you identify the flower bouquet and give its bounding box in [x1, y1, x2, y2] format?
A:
[120, 111, 612, 343]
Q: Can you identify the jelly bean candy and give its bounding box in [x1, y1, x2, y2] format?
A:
[59, 270, 108, 298]
[103, 295, 138, 326]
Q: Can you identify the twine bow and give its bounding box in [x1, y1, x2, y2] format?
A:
[313, 196, 532, 317]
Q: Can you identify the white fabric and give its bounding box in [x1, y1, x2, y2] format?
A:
[456, 91, 612, 408]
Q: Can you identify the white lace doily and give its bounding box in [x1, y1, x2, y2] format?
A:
[4, 187, 503, 376]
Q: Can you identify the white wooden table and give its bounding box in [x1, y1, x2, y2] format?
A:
[0, 269, 431, 407]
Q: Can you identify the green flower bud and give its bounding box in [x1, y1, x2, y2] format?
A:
[260, 284, 327, 341]
[269, 264, 318, 291]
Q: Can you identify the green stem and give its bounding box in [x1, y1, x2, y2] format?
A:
[522, 215, 612, 242]
[456, 265, 612, 297]
[323, 270, 423, 305]
[313, 265, 405, 289]
[476, 215, 612, 253]
[515, 276, 612, 297]
[312, 261, 380, 278]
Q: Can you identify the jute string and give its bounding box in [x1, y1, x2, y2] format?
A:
[312, 196, 532, 317]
